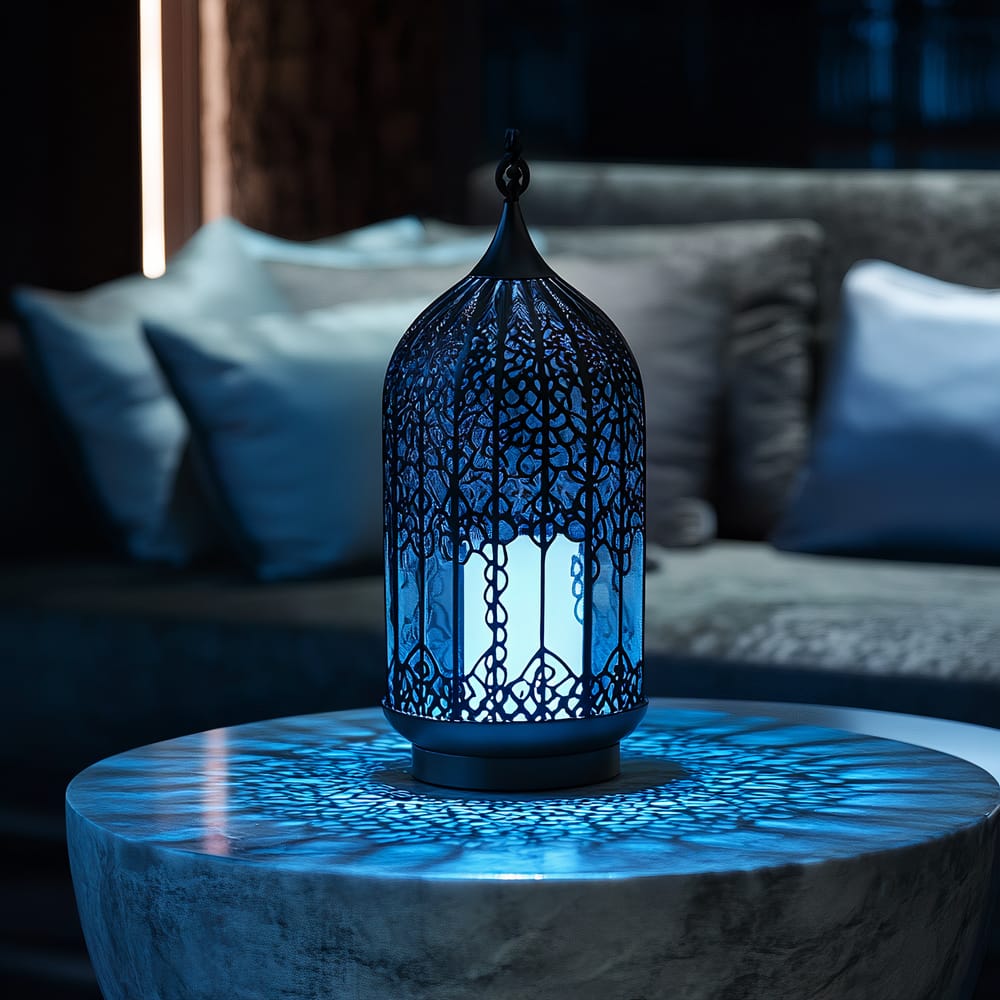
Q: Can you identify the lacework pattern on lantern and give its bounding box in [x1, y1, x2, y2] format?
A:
[383, 276, 645, 723]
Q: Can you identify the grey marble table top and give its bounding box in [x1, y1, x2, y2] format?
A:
[66, 699, 1000, 882]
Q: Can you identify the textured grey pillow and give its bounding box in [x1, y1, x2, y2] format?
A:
[263, 219, 823, 546]
[263, 251, 726, 547]
[722, 226, 823, 539]
[544, 222, 823, 540]
[552, 255, 726, 547]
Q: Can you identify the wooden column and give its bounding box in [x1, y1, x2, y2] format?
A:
[225, 0, 478, 239]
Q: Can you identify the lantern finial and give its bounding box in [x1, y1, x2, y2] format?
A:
[472, 129, 554, 280]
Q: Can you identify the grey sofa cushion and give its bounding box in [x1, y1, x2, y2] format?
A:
[553, 253, 725, 546]
[261, 242, 743, 547]
[422, 219, 824, 540]
[266, 250, 728, 546]
[4, 544, 999, 795]
[8, 539, 1000, 777]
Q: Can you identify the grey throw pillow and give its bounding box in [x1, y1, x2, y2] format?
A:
[262, 250, 727, 547]
[544, 222, 823, 541]
[550, 255, 726, 547]
[262, 219, 823, 546]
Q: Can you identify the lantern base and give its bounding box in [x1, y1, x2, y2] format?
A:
[383, 703, 647, 792]
[411, 743, 620, 792]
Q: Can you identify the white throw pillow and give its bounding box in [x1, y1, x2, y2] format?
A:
[773, 260, 1000, 562]
[144, 301, 427, 580]
[234, 215, 489, 267]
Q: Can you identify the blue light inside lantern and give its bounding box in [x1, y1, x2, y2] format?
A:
[462, 534, 584, 721]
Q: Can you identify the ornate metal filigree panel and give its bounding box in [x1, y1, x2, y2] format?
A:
[383, 273, 645, 723]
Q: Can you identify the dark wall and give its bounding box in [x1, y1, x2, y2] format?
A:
[480, 0, 1000, 171]
[0, 3, 140, 318]
[2, 1, 998, 299]
[480, 0, 818, 166]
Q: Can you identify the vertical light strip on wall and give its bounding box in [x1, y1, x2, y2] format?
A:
[200, 0, 231, 221]
[139, 0, 166, 277]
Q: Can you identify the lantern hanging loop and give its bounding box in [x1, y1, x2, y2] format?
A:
[494, 128, 530, 201]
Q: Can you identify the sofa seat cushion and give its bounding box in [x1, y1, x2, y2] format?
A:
[6, 543, 1000, 789]
[647, 541, 1000, 680]
[644, 542, 1000, 725]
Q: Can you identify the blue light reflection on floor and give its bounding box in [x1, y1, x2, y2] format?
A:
[67, 706, 1000, 880]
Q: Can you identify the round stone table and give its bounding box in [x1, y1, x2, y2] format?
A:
[66, 699, 1000, 1000]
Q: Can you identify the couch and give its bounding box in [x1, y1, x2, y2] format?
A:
[5, 163, 1000, 995]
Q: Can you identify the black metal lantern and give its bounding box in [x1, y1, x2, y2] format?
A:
[382, 131, 646, 790]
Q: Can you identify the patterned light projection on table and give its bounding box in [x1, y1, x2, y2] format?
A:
[65, 706, 1000, 880]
